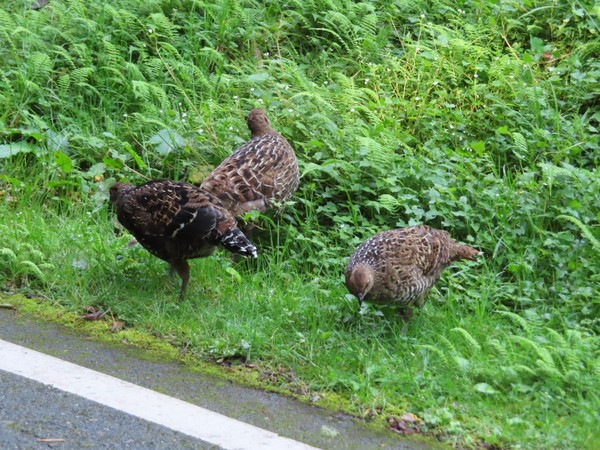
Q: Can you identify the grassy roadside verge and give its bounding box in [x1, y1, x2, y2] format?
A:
[1, 0, 599, 448]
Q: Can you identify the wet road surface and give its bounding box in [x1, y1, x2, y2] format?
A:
[0, 307, 437, 449]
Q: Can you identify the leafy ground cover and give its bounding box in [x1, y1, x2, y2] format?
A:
[1, 0, 599, 448]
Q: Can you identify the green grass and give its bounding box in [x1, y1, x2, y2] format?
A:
[1, 0, 599, 448]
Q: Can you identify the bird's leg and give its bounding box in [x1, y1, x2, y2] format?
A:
[399, 308, 413, 334]
[399, 308, 413, 322]
[171, 260, 190, 300]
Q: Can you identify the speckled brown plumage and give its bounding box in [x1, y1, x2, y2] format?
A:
[200, 109, 299, 217]
[109, 180, 257, 297]
[345, 226, 481, 318]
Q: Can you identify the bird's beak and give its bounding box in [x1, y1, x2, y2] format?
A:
[357, 292, 364, 306]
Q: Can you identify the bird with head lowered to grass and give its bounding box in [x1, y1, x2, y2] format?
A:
[345, 225, 481, 321]
[110, 179, 257, 298]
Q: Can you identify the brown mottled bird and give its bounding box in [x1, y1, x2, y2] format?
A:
[200, 109, 299, 218]
[345, 226, 481, 320]
[109, 180, 257, 298]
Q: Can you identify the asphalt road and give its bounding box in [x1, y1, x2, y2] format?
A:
[0, 307, 436, 450]
[1, 370, 210, 449]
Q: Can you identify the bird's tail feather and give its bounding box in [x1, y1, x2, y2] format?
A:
[220, 228, 258, 258]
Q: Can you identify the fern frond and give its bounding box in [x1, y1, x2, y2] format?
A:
[451, 327, 482, 352]
[439, 335, 458, 355]
[0, 9, 17, 30]
[535, 358, 563, 380]
[418, 344, 450, 365]
[496, 310, 530, 332]
[357, 136, 395, 168]
[511, 132, 528, 159]
[148, 13, 176, 42]
[557, 215, 600, 251]
[486, 338, 508, 359]
[544, 327, 567, 348]
[70, 67, 95, 84]
[29, 52, 53, 81]
[512, 364, 537, 378]
[131, 80, 152, 103]
[377, 194, 400, 213]
[0, 248, 17, 260]
[19, 260, 45, 281]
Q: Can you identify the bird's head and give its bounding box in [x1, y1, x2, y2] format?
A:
[347, 264, 374, 306]
[247, 108, 271, 136]
[109, 182, 134, 205]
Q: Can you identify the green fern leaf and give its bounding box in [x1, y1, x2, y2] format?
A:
[557, 215, 600, 251]
[511, 132, 528, 159]
[497, 310, 530, 332]
[451, 327, 482, 352]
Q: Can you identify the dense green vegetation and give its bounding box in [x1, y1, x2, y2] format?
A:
[1, 0, 599, 448]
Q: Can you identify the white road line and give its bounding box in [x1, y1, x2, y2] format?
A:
[0, 339, 320, 450]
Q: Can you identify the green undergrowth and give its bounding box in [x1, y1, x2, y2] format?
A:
[1, 0, 599, 448]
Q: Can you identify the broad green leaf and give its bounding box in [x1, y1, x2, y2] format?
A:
[54, 151, 73, 173]
[246, 72, 270, 82]
[225, 267, 242, 283]
[474, 383, 497, 395]
[0, 142, 37, 158]
[148, 129, 185, 155]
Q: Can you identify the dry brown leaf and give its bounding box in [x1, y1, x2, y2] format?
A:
[110, 321, 125, 332]
[80, 306, 105, 321]
[389, 413, 422, 435]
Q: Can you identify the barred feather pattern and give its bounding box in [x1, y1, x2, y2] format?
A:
[110, 180, 257, 296]
[200, 109, 299, 217]
[345, 226, 480, 309]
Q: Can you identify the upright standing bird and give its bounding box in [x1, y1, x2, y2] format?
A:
[110, 180, 257, 298]
[200, 109, 299, 218]
[345, 226, 481, 320]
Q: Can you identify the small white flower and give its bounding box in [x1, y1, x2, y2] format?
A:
[197, 129, 203, 134]
[148, 28, 153, 33]
[123, 113, 128, 117]
[264, 52, 270, 57]
[415, 96, 420, 101]
[250, 88, 255, 92]
[420, 14, 426, 19]
[364, 78, 369, 84]
[229, 126, 233, 130]
[288, 108, 293, 113]
[258, 98, 263, 103]
[450, 124, 454, 129]
[324, 80, 328, 85]
[233, 95, 238, 100]
[284, 85, 290, 90]
[182, 113, 187, 117]
[474, 73, 478, 78]
[350, 108, 355, 113]
[433, 81, 439, 86]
